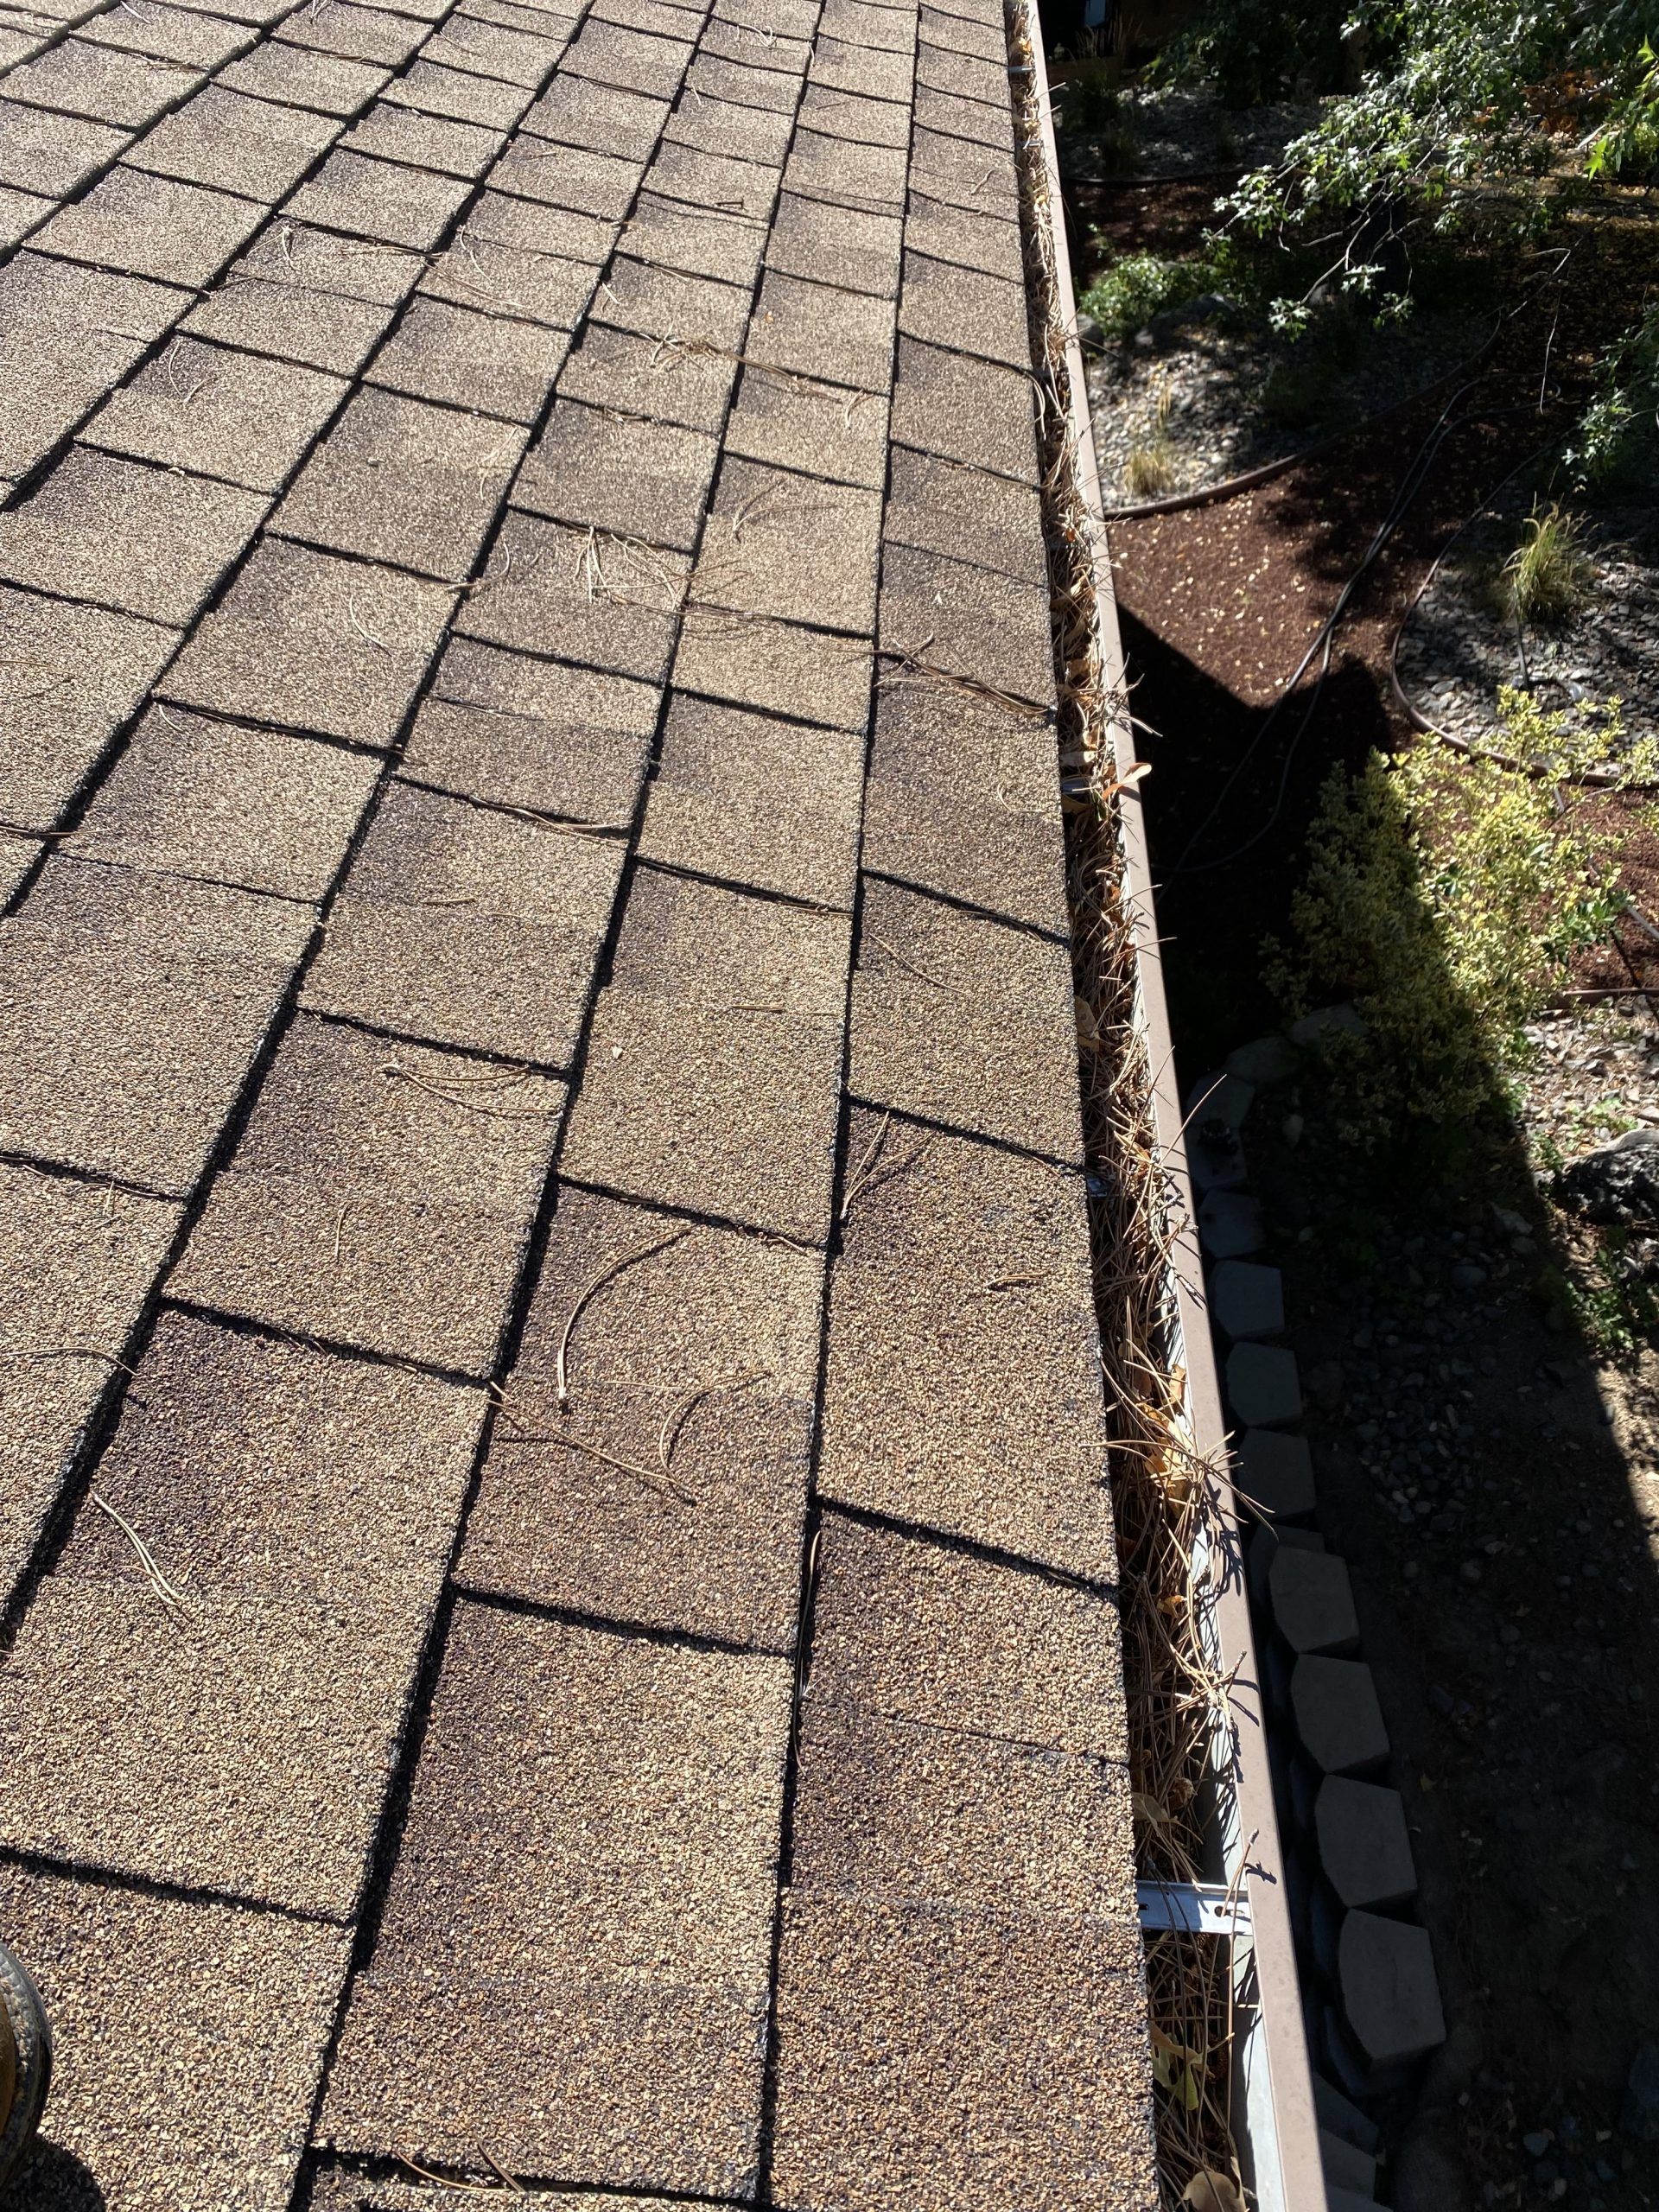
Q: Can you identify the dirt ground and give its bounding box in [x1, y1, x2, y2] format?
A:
[1091, 192, 1659, 2209]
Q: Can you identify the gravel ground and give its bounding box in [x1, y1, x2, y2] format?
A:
[1084, 304, 1488, 507]
[1396, 489, 1659, 759]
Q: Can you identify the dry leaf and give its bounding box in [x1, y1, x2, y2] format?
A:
[1150, 2026, 1205, 2112]
[1074, 994, 1101, 1050]
[1182, 2171, 1243, 2212]
[1131, 1789, 1171, 1826]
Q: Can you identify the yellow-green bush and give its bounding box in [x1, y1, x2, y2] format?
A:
[1273, 690, 1656, 1147]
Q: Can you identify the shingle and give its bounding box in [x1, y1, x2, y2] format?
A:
[806, 1512, 1129, 1756]
[716, 0, 815, 37]
[420, 13, 552, 82]
[673, 602, 871, 732]
[639, 691, 864, 906]
[919, 3, 1003, 54]
[64, 704, 378, 898]
[557, 320, 736, 434]
[0, 583, 178, 831]
[0, 447, 267, 627]
[766, 188, 902, 296]
[184, 271, 401, 375]
[862, 676, 1067, 932]
[342, 96, 505, 175]
[404, 636, 657, 823]
[0, 99, 129, 195]
[278, 0, 425, 62]
[566, 16, 690, 99]
[560, 881, 846, 1246]
[128, 85, 338, 199]
[420, 193, 603, 325]
[903, 185, 1023, 280]
[620, 189, 767, 287]
[0, 1864, 348, 2212]
[3, 35, 200, 124]
[320, 1602, 791, 2193]
[215, 215, 428, 307]
[808, 29, 911, 99]
[798, 80, 909, 146]
[219, 35, 391, 111]
[524, 67, 666, 156]
[515, 397, 719, 554]
[173, 1014, 563, 1370]
[884, 444, 1046, 584]
[85, 336, 349, 492]
[830, 1125, 1128, 1580]
[287, 146, 471, 250]
[276, 386, 526, 582]
[698, 11, 808, 70]
[695, 458, 881, 634]
[645, 136, 774, 219]
[462, 181, 620, 267]
[899, 248, 1030, 368]
[78, 2, 251, 67]
[488, 127, 641, 216]
[0, 1577, 439, 1914]
[916, 30, 1009, 92]
[723, 364, 888, 488]
[457, 510, 688, 682]
[593, 254, 749, 350]
[914, 78, 1013, 149]
[909, 121, 1014, 212]
[607, 861, 848, 1017]
[461, 0, 578, 34]
[0, 830, 38, 900]
[164, 537, 456, 747]
[302, 778, 625, 1065]
[589, 0, 702, 36]
[782, 122, 906, 212]
[664, 86, 790, 164]
[385, 54, 533, 124]
[747, 267, 895, 392]
[303, 2172, 691, 2212]
[879, 539, 1054, 707]
[65, 1302, 483, 1611]
[790, 1695, 1137, 1914]
[461, 1185, 822, 1647]
[771, 1895, 1158, 2212]
[891, 334, 1037, 478]
[36, 162, 267, 286]
[0, 249, 188, 480]
[369, 294, 569, 419]
[849, 877, 1080, 1157]
[815, 0, 915, 49]
[0, 1160, 179, 1611]
[0, 856, 312, 1195]
[684, 49, 797, 109]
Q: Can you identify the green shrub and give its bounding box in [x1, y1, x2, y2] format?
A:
[1078, 253, 1217, 343]
[1272, 691, 1654, 1147]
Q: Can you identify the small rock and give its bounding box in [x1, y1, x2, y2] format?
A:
[1557, 1129, 1659, 1226]
[1225, 1033, 1300, 1087]
[1290, 1001, 1366, 1050]
[1523, 2132, 1553, 2158]
[1075, 308, 1103, 350]
[1620, 2041, 1659, 2141]
[1451, 1262, 1487, 1292]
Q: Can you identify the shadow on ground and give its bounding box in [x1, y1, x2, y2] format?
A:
[1123, 606, 1659, 2209]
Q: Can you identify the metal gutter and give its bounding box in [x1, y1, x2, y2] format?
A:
[1022, 29, 1331, 2212]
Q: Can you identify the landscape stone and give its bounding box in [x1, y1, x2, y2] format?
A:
[1210, 1257, 1284, 1339]
[1291, 1656, 1390, 1775]
[1224, 1032, 1300, 1086]
[1226, 1340, 1303, 1427]
[1316, 1777, 1418, 1910]
[1338, 1910, 1446, 2070]
[1237, 1427, 1316, 1520]
[1198, 1188, 1264, 1257]
[1268, 1545, 1358, 1655]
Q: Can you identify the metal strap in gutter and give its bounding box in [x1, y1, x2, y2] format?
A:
[1021, 32, 1331, 2212]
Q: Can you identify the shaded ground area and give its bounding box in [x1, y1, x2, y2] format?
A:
[1106, 210, 1659, 2209]
[0, 1, 1162, 2204]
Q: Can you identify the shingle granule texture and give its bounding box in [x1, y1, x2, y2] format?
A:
[0, 8, 1160, 2196]
[321, 1602, 791, 2193]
